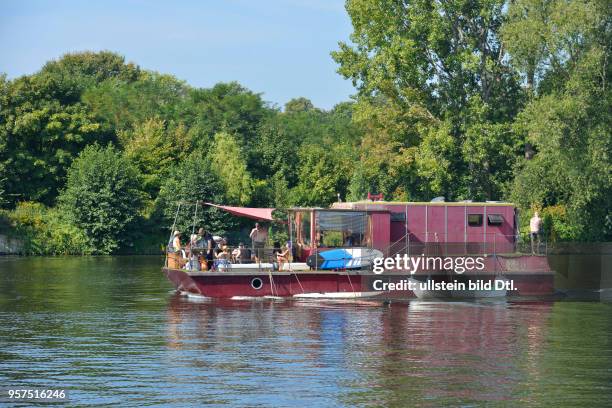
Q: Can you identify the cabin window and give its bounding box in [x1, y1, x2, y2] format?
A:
[390, 212, 406, 222]
[487, 214, 504, 226]
[467, 214, 483, 227]
[316, 211, 368, 248]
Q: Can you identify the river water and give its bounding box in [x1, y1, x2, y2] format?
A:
[1, 256, 611, 407]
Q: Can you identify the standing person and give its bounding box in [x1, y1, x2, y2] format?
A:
[171, 231, 182, 252]
[186, 234, 200, 271]
[189, 234, 198, 249]
[530, 211, 542, 254]
[167, 231, 184, 269]
[249, 222, 268, 263]
[196, 228, 214, 270]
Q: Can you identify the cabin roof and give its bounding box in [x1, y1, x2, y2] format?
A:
[332, 201, 514, 208]
[287, 201, 515, 213]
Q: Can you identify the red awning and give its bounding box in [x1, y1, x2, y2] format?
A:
[204, 203, 275, 221]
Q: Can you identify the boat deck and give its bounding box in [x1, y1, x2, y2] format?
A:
[164, 267, 372, 277]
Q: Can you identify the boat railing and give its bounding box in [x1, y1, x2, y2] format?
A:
[165, 234, 548, 272]
[166, 244, 297, 271]
[384, 232, 548, 258]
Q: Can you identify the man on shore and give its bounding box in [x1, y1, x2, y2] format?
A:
[249, 222, 268, 263]
[530, 211, 542, 254]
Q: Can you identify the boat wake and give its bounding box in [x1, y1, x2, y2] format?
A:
[178, 291, 213, 302]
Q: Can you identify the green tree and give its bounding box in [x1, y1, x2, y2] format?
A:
[506, 0, 611, 241]
[119, 118, 191, 200]
[58, 145, 144, 253]
[284, 97, 315, 113]
[500, 0, 552, 92]
[290, 143, 355, 206]
[414, 122, 457, 199]
[347, 164, 369, 202]
[333, 0, 521, 122]
[0, 79, 109, 204]
[347, 96, 419, 200]
[254, 101, 361, 188]
[156, 152, 237, 235]
[0, 177, 8, 209]
[185, 82, 273, 153]
[0, 51, 139, 206]
[254, 113, 304, 184]
[83, 71, 188, 131]
[40, 50, 140, 93]
[208, 132, 253, 205]
[333, 0, 524, 201]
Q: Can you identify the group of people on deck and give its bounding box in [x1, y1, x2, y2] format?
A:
[168, 222, 292, 271]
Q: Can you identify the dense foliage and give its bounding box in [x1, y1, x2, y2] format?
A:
[58, 145, 143, 254]
[0, 1, 609, 253]
[332, 0, 611, 241]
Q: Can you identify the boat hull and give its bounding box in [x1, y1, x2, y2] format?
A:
[163, 254, 555, 299]
[163, 267, 373, 298]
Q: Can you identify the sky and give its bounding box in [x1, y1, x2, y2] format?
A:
[0, 0, 357, 110]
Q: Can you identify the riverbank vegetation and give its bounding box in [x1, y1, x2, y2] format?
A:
[0, 0, 610, 254]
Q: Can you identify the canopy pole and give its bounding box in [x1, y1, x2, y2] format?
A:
[192, 201, 198, 236]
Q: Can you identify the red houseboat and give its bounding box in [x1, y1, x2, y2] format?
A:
[163, 200, 555, 299]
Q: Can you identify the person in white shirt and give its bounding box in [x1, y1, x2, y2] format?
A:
[171, 231, 182, 252]
[249, 222, 268, 263]
[530, 211, 542, 254]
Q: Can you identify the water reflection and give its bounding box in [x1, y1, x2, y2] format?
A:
[163, 296, 612, 407]
[1, 257, 611, 407]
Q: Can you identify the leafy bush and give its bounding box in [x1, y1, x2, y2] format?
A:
[5, 202, 92, 255]
[58, 145, 144, 254]
[541, 205, 581, 243]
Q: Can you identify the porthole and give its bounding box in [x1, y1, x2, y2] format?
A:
[251, 277, 263, 290]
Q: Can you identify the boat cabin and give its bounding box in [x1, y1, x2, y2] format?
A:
[169, 201, 519, 266]
[290, 201, 518, 261]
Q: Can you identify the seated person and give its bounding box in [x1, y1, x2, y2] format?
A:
[240, 244, 251, 263]
[216, 245, 230, 260]
[181, 234, 199, 271]
[213, 245, 232, 271]
[276, 243, 291, 271]
[185, 254, 200, 271]
[231, 246, 240, 263]
[231, 243, 249, 263]
[344, 229, 360, 247]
